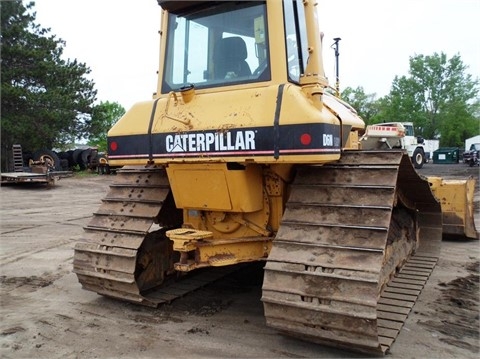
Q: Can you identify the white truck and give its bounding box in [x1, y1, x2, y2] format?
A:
[360, 121, 427, 169]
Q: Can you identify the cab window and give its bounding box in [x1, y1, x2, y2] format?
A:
[162, 2, 270, 93]
[283, 0, 308, 83]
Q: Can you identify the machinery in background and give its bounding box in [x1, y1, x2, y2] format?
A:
[463, 143, 480, 166]
[1, 144, 72, 186]
[361, 121, 428, 168]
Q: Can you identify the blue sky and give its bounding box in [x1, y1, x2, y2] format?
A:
[33, 0, 480, 110]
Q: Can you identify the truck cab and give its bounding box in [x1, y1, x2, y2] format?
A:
[398, 122, 427, 168]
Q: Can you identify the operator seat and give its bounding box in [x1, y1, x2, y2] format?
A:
[213, 37, 251, 79]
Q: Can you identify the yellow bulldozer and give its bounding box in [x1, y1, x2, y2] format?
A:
[73, 0, 478, 354]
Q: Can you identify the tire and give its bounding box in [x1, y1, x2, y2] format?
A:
[32, 149, 61, 171]
[81, 149, 93, 169]
[412, 148, 425, 169]
[60, 159, 69, 171]
[72, 148, 84, 168]
[62, 150, 74, 168]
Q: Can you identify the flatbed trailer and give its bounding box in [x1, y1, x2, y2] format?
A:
[1, 171, 72, 186]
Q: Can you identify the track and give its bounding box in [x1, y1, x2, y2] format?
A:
[74, 153, 443, 353]
[73, 165, 235, 307]
[262, 151, 443, 355]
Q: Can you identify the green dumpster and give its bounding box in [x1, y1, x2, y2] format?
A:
[432, 147, 459, 164]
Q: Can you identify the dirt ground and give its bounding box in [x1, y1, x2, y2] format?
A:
[0, 162, 479, 359]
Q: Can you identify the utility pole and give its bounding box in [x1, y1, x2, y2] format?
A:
[332, 37, 341, 97]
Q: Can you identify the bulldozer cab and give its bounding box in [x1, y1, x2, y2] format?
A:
[160, 1, 270, 92]
[158, 0, 320, 93]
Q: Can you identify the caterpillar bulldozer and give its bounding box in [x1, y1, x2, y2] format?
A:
[73, 0, 478, 354]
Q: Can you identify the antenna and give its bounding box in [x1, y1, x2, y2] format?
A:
[331, 37, 341, 97]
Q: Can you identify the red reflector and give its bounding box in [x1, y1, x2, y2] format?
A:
[110, 141, 118, 151]
[300, 133, 311, 146]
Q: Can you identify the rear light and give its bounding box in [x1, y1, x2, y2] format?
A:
[300, 133, 312, 146]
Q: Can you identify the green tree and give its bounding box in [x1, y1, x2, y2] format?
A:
[1, 1, 97, 169]
[340, 86, 380, 124]
[85, 101, 125, 152]
[378, 53, 479, 146]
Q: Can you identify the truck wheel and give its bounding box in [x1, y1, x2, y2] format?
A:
[412, 148, 425, 169]
[32, 149, 61, 171]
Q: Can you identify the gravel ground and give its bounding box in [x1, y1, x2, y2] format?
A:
[0, 162, 478, 359]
